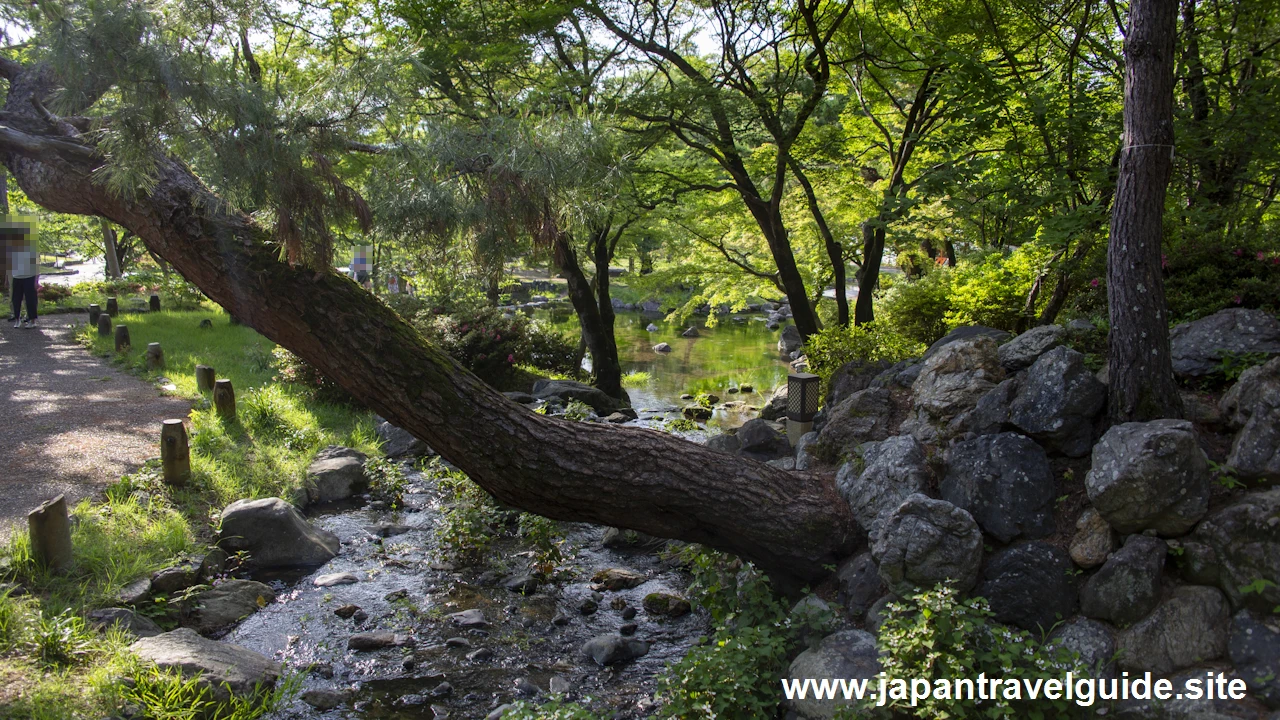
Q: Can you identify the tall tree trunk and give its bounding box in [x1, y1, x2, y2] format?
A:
[590, 227, 625, 400]
[100, 218, 122, 279]
[553, 232, 625, 401]
[854, 222, 884, 325]
[1107, 0, 1183, 422]
[743, 197, 821, 337]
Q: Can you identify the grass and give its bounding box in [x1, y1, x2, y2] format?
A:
[0, 306, 377, 718]
[620, 369, 652, 388]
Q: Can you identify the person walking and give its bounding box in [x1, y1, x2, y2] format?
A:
[6, 225, 39, 328]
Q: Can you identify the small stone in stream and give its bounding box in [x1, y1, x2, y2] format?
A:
[515, 677, 540, 695]
[521, 617, 535, 628]
[396, 694, 428, 707]
[621, 606, 637, 620]
[680, 393, 694, 400]
[591, 568, 646, 590]
[310, 662, 334, 679]
[503, 574, 540, 595]
[314, 572, 360, 587]
[384, 589, 409, 602]
[552, 614, 571, 626]
[466, 648, 495, 662]
[487, 706, 515, 720]
[352, 609, 368, 623]
[581, 634, 651, 666]
[401, 657, 415, 671]
[333, 605, 359, 619]
[447, 609, 487, 628]
[430, 682, 454, 698]
[549, 676, 572, 694]
[301, 689, 346, 711]
[610, 597, 627, 611]
[740, 384, 754, 393]
[590, 591, 603, 602]
[620, 623, 638, 636]
[431, 705, 450, 718]
[347, 632, 403, 651]
[578, 599, 598, 615]
[366, 524, 411, 538]
[643, 593, 691, 617]
[445, 637, 471, 649]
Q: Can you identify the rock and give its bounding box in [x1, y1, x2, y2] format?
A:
[1047, 618, 1116, 680]
[305, 446, 368, 504]
[705, 433, 740, 454]
[1079, 535, 1166, 627]
[681, 404, 712, 420]
[602, 412, 631, 424]
[129, 628, 280, 702]
[118, 578, 151, 605]
[740, 384, 754, 393]
[578, 599, 598, 615]
[150, 562, 200, 595]
[1069, 508, 1118, 569]
[642, 592, 691, 617]
[531, 379, 622, 415]
[600, 527, 666, 552]
[835, 552, 886, 621]
[1229, 610, 1280, 709]
[366, 524, 411, 538]
[826, 359, 894, 408]
[905, 336, 1004, 443]
[865, 595, 896, 636]
[87, 608, 162, 638]
[812, 388, 894, 461]
[314, 572, 360, 587]
[466, 648, 494, 662]
[591, 567, 646, 591]
[185, 580, 276, 635]
[488, 705, 515, 720]
[1085, 420, 1211, 535]
[1220, 357, 1280, 482]
[923, 326, 1012, 361]
[198, 549, 228, 582]
[334, 604, 360, 619]
[620, 622, 638, 636]
[447, 609, 487, 628]
[1169, 308, 1280, 378]
[503, 391, 536, 404]
[766, 457, 796, 470]
[653, 342, 672, 353]
[975, 542, 1078, 633]
[646, 323, 659, 332]
[1008, 346, 1106, 457]
[940, 433, 1055, 543]
[503, 574, 540, 595]
[1188, 488, 1280, 613]
[621, 606, 637, 620]
[836, 435, 929, 536]
[872, 494, 983, 596]
[548, 676, 573, 694]
[1117, 586, 1230, 674]
[681, 327, 699, 338]
[998, 325, 1066, 371]
[218, 497, 340, 569]
[347, 632, 404, 651]
[760, 385, 788, 421]
[300, 689, 346, 711]
[580, 635, 650, 666]
[736, 418, 790, 460]
[1112, 668, 1262, 720]
[445, 637, 471, 648]
[785, 630, 880, 720]
[794, 431, 819, 470]
[966, 377, 1019, 436]
[376, 421, 432, 459]
[778, 325, 803, 354]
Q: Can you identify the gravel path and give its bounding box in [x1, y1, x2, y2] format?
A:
[0, 314, 191, 537]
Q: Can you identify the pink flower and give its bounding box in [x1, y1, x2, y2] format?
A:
[1161, 254, 1168, 269]
[1233, 295, 1243, 305]
[1259, 251, 1267, 261]
[1234, 248, 1245, 257]
[507, 354, 515, 363]
[495, 334, 501, 341]
[1090, 278, 1100, 288]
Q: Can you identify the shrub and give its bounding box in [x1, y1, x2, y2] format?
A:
[34, 608, 96, 668]
[414, 306, 580, 383]
[270, 347, 357, 406]
[1163, 243, 1280, 322]
[364, 457, 408, 510]
[944, 245, 1053, 332]
[805, 322, 926, 394]
[878, 268, 955, 346]
[37, 283, 73, 302]
[431, 460, 506, 566]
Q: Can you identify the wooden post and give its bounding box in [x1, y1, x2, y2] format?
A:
[96, 312, 111, 337]
[114, 324, 130, 352]
[88, 304, 101, 326]
[105, 296, 119, 317]
[195, 364, 216, 393]
[145, 342, 164, 369]
[213, 379, 236, 419]
[149, 294, 161, 312]
[28, 495, 73, 571]
[160, 419, 190, 486]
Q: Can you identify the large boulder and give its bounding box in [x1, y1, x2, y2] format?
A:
[532, 379, 623, 415]
[1116, 586, 1230, 675]
[88, 608, 162, 638]
[794, 431, 819, 471]
[736, 418, 790, 460]
[836, 436, 929, 537]
[835, 552, 886, 621]
[785, 629, 881, 720]
[998, 325, 1066, 371]
[760, 385, 788, 421]
[1079, 535, 1166, 627]
[1187, 488, 1280, 613]
[705, 432, 740, 455]
[921, 325, 1011, 362]
[1219, 357, 1280, 482]
[779, 325, 804, 354]
[129, 628, 280, 702]
[218, 497, 340, 569]
[872, 494, 983, 596]
[812, 388, 894, 461]
[580, 635, 650, 666]
[1007, 346, 1106, 457]
[304, 446, 367, 504]
[1229, 610, 1280, 709]
[966, 377, 1019, 436]
[1048, 618, 1116, 680]
[376, 421, 432, 459]
[1085, 420, 1211, 535]
[940, 433, 1055, 543]
[185, 580, 276, 635]
[826, 359, 894, 408]
[1169, 307, 1280, 378]
[904, 336, 1005, 443]
[975, 542, 1078, 633]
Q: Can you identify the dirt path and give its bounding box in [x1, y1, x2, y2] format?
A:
[0, 314, 191, 536]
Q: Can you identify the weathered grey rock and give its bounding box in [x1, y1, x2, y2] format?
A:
[1069, 508, 1118, 569]
[940, 433, 1055, 543]
[118, 577, 151, 605]
[641, 300, 662, 313]
[835, 552, 885, 620]
[347, 631, 407, 651]
[591, 567, 646, 591]
[652, 342, 672, 353]
[150, 562, 200, 595]
[836, 435, 929, 536]
[198, 549, 228, 583]
[1117, 586, 1230, 675]
[600, 527, 666, 552]
[905, 336, 1004, 443]
[681, 327, 699, 338]
[186, 580, 276, 635]
[300, 689, 347, 711]
[314, 572, 360, 587]
[580, 635, 650, 666]
[376, 421, 432, 459]
[503, 574, 540, 595]
[305, 446, 368, 504]
[503, 391, 536, 404]
[966, 377, 1019, 436]
[1085, 420, 1211, 535]
[1229, 610, 1280, 709]
[779, 325, 804, 354]
[826, 359, 894, 408]
[736, 418, 790, 460]
[218, 497, 340, 569]
[873, 495, 983, 595]
[760, 385, 788, 421]
[645, 322, 659, 332]
[999, 325, 1066, 371]
[531, 379, 622, 415]
[975, 542, 1078, 633]
[1169, 308, 1280, 378]
[1079, 535, 1165, 627]
[1008, 346, 1106, 457]
[129, 628, 280, 702]
[785, 629, 881, 720]
[813, 387, 894, 461]
[864, 594, 897, 636]
[88, 607, 162, 638]
[1188, 488, 1280, 613]
[922, 326, 1012, 362]
[767, 457, 796, 470]
[447, 609, 487, 628]
[1048, 617, 1116, 680]
[642, 592, 691, 617]
[1220, 357, 1280, 482]
[794, 431, 819, 470]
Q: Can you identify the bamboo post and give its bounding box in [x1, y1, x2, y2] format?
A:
[149, 294, 161, 312]
[96, 312, 112, 337]
[195, 364, 216, 393]
[105, 296, 119, 317]
[114, 324, 130, 352]
[213, 379, 236, 419]
[145, 342, 164, 370]
[88, 304, 101, 326]
[160, 419, 190, 486]
[28, 495, 73, 571]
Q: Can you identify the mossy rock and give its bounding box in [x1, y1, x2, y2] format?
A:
[643, 592, 691, 617]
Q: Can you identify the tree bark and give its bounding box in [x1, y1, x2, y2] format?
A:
[101, 218, 122, 279]
[1107, 0, 1183, 422]
[0, 61, 860, 588]
[553, 230, 625, 402]
[854, 222, 885, 325]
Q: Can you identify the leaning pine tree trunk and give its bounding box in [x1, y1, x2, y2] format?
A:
[1106, 0, 1183, 422]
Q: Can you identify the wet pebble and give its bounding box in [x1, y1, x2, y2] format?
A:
[352, 609, 369, 623]
[621, 607, 636, 620]
[487, 706, 514, 720]
[466, 647, 495, 662]
[300, 689, 346, 710]
[552, 614, 571, 626]
[334, 604, 360, 619]
[347, 632, 407, 651]
[401, 656, 415, 671]
[429, 681, 454, 698]
[549, 675, 573, 694]
[445, 637, 471, 649]
[578, 599, 598, 615]
[447, 608, 487, 628]
[620, 623, 638, 636]
[314, 572, 360, 587]
[384, 588, 409, 602]
[514, 677, 540, 695]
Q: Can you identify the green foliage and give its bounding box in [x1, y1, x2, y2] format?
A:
[621, 370, 652, 388]
[364, 457, 409, 510]
[121, 662, 302, 720]
[693, 393, 716, 409]
[500, 697, 604, 720]
[562, 399, 593, 421]
[415, 306, 580, 384]
[663, 418, 698, 433]
[431, 460, 506, 566]
[805, 322, 926, 393]
[270, 347, 357, 406]
[1218, 351, 1272, 382]
[878, 269, 955, 345]
[944, 246, 1054, 332]
[33, 609, 96, 668]
[517, 513, 566, 576]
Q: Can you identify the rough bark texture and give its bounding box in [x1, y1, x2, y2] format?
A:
[0, 61, 860, 587]
[1106, 0, 1183, 422]
[552, 228, 626, 402]
[854, 222, 884, 325]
